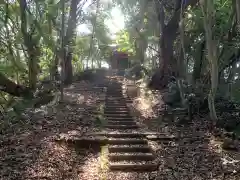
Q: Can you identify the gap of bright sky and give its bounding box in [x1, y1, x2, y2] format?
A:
[77, 0, 125, 38]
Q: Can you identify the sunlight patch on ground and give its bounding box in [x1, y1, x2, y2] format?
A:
[98, 145, 109, 180]
[65, 84, 76, 90]
[64, 92, 85, 104]
[78, 153, 101, 180]
[208, 136, 240, 175]
[108, 172, 151, 180]
[208, 137, 222, 154]
[148, 140, 161, 152]
[57, 129, 83, 140]
[134, 97, 157, 118]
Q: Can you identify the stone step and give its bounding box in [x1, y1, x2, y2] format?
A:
[107, 121, 136, 125]
[109, 162, 158, 172]
[106, 98, 124, 100]
[105, 125, 138, 129]
[106, 97, 125, 99]
[105, 114, 131, 118]
[109, 153, 154, 161]
[108, 138, 147, 145]
[104, 112, 130, 115]
[104, 133, 144, 138]
[106, 90, 123, 92]
[106, 99, 127, 101]
[105, 105, 127, 107]
[105, 106, 127, 109]
[104, 110, 129, 114]
[105, 110, 129, 114]
[106, 97, 124, 98]
[106, 92, 123, 93]
[105, 101, 125, 103]
[105, 105, 128, 108]
[106, 100, 125, 102]
[105, 109, 129, 113]
[106, 117, 133, 121]
[106, 90, 122, 92]
[105, 103, 126, 105]
[106, 97, 125, 98]
[105, 113, 130, 116]
[105, 100, 126, 102]
[146, 134, 176, 141]
[90, 132, 145, 138]
[109, 145, 151, 153]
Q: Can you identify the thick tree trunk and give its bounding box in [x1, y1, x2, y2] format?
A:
[50, 51, 60, 81]
[19, 0, 39, 90]
[28, 54, 38, 89]
[152, 0, 199, 89]
[0, 73, 31, 97]
[192, 41, 205, 85]
[64, 52, 73, 84]
[201, 0, 218, 121]
[63, 0, 80, 84]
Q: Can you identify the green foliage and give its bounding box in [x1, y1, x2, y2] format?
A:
[115, 30, 135, 54]
[0, 0, 114, 110]
[1, 0, 240, 114]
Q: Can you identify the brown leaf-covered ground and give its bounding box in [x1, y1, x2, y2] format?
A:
[0, 81, 105, 180]
[127, 88, 240, 180]
[2, 77, 240, 180]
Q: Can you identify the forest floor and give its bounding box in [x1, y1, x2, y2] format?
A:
[128, 90, 240, 180]
[1, 78, 240, 180]
[0, 81, 105, 180]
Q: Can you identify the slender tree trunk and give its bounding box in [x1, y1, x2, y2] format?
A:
[179, 0, 187, 79]
[89, 0, 100, 69]
[60, 0, 65, 101]
[236, 0, 240, 27]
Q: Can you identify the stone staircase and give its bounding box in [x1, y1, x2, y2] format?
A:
[103, 80, 158, 172]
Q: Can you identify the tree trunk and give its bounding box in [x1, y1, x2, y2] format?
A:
[63, 0, 80, 84]
[28, 55, 38, 90]
[60, 0, 66, 101]
[201, 0, 218, 122]
[50, 50, 60, 81]
[176, 39, 186, 79]
[0, 72, 31, 97]
[153, 0, 199, 88]
[19, 0, 39, 90]
[64, 52, 73, 84]
[192, 41, 205, 85]
[236, 0, 240, 27]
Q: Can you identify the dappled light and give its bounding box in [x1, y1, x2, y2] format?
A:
[0, 80, 105, 179]
[78, 154, 101, 180]
[134, 97, 157, 118]
[128, 82, 240, 179]
[1, 0, 240, 179]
